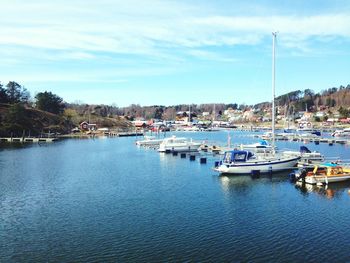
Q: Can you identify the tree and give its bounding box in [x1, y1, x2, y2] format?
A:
[1, 103, 32, 136]
[154, 107, 164, 119]
[0, 83, 9, 103]
[326, 97, 336, 107]
[5, 81, 30, 103]
[339, 106, 349, 118]
[35, 91, 64, 114]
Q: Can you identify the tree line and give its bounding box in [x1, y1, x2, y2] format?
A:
[1, 81, 350, 137]
[0, 81, 65, 114]
[0, 81, 65, 136]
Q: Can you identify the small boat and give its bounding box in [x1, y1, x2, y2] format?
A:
[283, 146, 324, 165]
[136, 136, 164, 146]
[293, 163, 350, 185]
[214, 150, 300, 175]
[182, 126, 200, 132]
[158, 136, 201, 152]
[240, 140, 272, 151]
[332, 128, 350, 137]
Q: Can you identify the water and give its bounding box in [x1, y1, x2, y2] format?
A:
[1, 131, 350, 262]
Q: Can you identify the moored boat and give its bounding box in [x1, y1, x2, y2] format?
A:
[292, 163, 350, 185]
[331, 128, 350, 137]
[240, 140, 272, 151]
[158, 136, 202, 152]
[213, 150, 300, 175]
[283, 146, 324, 165]
[136, 136, 164, 146]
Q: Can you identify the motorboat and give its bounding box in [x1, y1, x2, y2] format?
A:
[331, 128, 350, 137]
[136, 136, 164, 146]
[214, 150, 300, 175]
[292, 163, 350, 185]
[182, 126, 201, 132]
[240, 140, 272, 151]
[283, 146, 324, 165]
[158, 136, 202, 152]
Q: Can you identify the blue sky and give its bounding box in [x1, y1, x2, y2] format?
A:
[1, 0, 350, 106]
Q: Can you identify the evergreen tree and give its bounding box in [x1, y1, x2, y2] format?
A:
[35, 91, 64, 114]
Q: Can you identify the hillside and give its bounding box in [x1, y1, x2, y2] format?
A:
[0, 103, 132, 137]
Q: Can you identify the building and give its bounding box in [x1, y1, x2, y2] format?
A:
[80, 121, 97, 131]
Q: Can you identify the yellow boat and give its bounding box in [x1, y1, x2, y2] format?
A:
[295, 164, 350, 185]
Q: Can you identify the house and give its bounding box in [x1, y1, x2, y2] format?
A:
[340, 118, 350, 124]
[80, 121, 97, 131]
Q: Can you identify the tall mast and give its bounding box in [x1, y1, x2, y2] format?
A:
[272, 32, 277, 154]
[189, 104, 191, 124]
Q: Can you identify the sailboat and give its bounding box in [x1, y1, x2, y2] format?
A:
[214, 33, 300, 175]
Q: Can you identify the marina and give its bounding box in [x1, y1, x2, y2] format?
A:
[1, 131, 350, 262]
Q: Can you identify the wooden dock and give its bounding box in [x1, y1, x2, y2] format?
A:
[0, 137, 58, 143]
[254, 134, 350, 145]
[116, 132, 144, 137]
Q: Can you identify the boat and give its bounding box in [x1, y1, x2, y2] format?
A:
[158, 136, 202, 152]
[182, 126, 201, 132]
[331, 128, 350, 137]
[292, 163, 350, 185]
[214, 150, 300, 174]
[283, 146, 324, 165]
[240, 140, 272, 151]
[136, 136, 164, 146]
[214, 33, 300, 175]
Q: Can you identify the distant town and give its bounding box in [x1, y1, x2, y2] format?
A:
[1, 81, 350, 138]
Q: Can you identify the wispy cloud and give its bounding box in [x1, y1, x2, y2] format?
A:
[0, 0, 350, 105]
[1, 1, 350, 58]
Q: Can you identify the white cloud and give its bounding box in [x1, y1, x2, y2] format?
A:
[0, 0, 350, 86]
[1, 1, 350, 55]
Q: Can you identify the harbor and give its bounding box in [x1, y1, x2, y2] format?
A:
[2, 131, 350, 262]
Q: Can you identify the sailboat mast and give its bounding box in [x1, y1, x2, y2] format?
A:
[272, 32, 277, 154]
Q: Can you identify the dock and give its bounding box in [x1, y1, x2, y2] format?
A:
[254, 134, 350, 145]
[0, 137, 58, 143]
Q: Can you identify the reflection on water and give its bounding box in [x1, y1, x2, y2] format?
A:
[295, 181, 350, 199]
[218, 171, 290, 195]
[2, 132, 350, 262]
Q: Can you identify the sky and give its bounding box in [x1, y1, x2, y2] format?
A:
[0, 0, 350, 107]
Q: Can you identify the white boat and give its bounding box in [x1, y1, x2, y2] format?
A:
[158, 136, 202, 152]
[214, 33, 300, 175]
[240, 140, 272, 151]
[136, 136, 164, 146]
[283, 146, 324, 164]
[293, 163, 350, 185]
[214, 150, 300, 174]
[332, 128, 350, 137]
[182, 126, 200, 132]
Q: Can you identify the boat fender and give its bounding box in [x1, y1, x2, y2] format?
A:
[289, 172, 296, 182]
[251, 170, 260, 177]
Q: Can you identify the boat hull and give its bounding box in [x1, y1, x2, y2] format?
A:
[304, 175, 350, 185]
[158, 143, 201, 152]
[215, 157, 300, 175]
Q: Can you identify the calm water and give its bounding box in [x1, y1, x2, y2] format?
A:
[1, 131, 350, 262]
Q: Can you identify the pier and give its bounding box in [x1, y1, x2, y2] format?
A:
[0, 137, 58, 143]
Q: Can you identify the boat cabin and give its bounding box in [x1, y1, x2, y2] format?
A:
[305, 164, 345, 177]
[223, 150, 254, 163]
